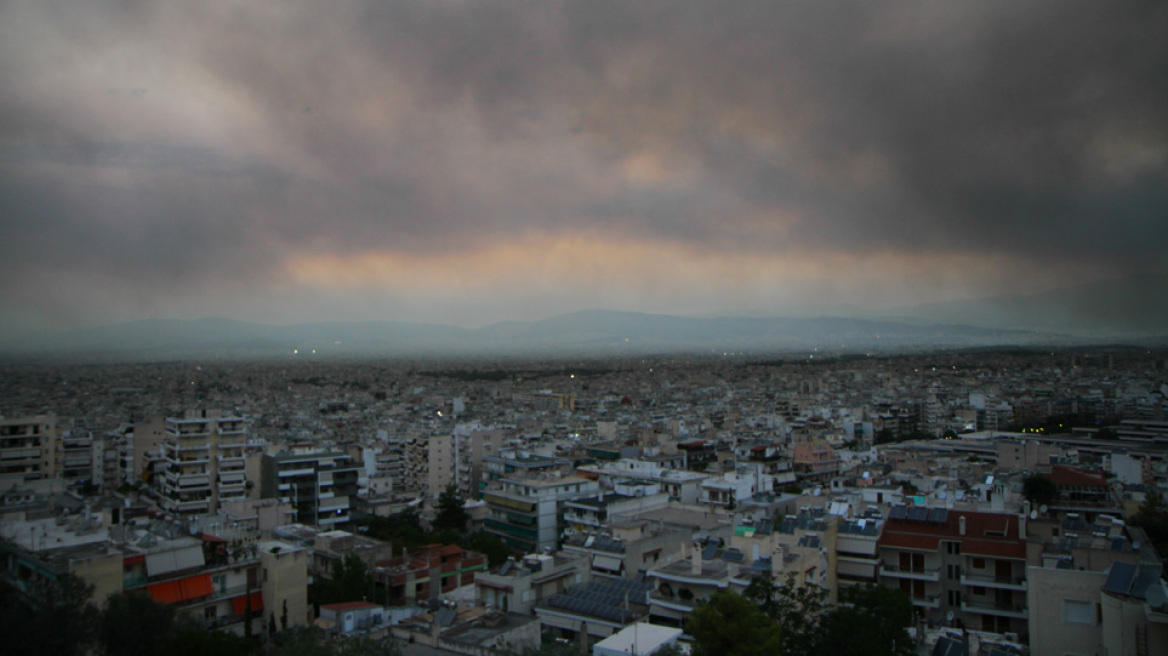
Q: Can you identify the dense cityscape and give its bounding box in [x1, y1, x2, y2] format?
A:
[2, 347, 1167, 655]
[3, 1, 1166, 655]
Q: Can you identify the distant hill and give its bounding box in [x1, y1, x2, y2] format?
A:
[875, 273, 1168, 337]
[0, 311, 1084, 362]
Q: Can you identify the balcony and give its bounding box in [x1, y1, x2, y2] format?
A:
[648, 590, 702, 613]
[910, 594, 941, 609]
[960, 573, 1027, 591]
[879, 564, 941, 582]
[961, 600, 1027, 619]
[164, 498, 211, 513]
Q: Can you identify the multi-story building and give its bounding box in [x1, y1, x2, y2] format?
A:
[482, 475, 599, 552]
[428, 424, 510, 500]
[1025, 514, 1161, 655]
[698, 468, 774, 508]
[0, 415, 57, 483]
[159, 412, 250, 516]
[834, 512, 883, 593]
[475, 552, 591, 616]
[0, 511, 307, 634]
[372, 543, 487, 606]
[260, 448, 361, 528]
[877, 507, 1029, 639]
[562, 480, 669, 535]
[57, 427, 99, 485]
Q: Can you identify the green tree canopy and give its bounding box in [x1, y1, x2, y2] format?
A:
[817, 584, 914, 656]
[319, 554, 374, 606]
[685, 590, 783, 656]
[0, 574, 99, 656]
[433, 484, 470, 534]
[1129, 489, 1168, 563]
[101, 590, 179, 656]
[743, 573, 828, 656]
[1022, 474, 1058, 507]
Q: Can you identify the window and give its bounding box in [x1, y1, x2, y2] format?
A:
[972, 586, 986, 596]
[972, 558, 986, 569]
[1062, 600, 1096, 625]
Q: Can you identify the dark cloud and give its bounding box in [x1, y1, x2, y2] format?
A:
[0, 1, 1165, 327]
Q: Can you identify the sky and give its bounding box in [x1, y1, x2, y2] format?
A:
[1, 1, 1165, 335]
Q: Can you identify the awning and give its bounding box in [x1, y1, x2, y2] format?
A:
[145, 545, 205, 577]
[179, 574, 213, 600]
[146, 574, 214, 604]
[232, 592, 264, 615]
[147, 581, 183, 604]
[593, 555, 623, 572]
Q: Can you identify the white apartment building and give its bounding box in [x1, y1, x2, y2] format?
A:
[159, 411, 249, 516]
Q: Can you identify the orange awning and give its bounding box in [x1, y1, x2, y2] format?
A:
[179, 574, 213, 600]
[232, 592, 264, 615]
[147, 580, 183, 604]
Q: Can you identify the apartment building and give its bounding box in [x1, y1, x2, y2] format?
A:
[482, 474, 599, 552]
[475, 552, 591, 615]
[0, 415, 57, 483]
[877, 507, 1029, 639]
[372, 543, 487, 606]
[156, 412, 250, 516]
[260, 448, 360, 528]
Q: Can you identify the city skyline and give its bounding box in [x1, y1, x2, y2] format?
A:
[1, 2, 1165, 340]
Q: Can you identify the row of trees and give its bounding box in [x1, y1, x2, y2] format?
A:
[0, 574, 400, 656]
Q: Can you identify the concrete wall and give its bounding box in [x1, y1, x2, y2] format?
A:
[261, 545, 309, 629]
[1027, 566, 1105, 656]
[70, 549, 124, 606]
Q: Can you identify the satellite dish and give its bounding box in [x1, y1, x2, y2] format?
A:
[1030, 510, 1038, 520]
[1040, 505, 1048, 514]
[946, 611, 955, 623]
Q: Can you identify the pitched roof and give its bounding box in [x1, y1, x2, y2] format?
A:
[879, 509, 1024, 553]
[1046, 465, 1108, 488]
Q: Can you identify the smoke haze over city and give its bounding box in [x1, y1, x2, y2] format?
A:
[1, 1, 1165, 343]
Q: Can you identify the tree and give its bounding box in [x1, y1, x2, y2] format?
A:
[464, 531, 512, 567]
[166, 620, 256, 656]
[0, 574, 99, 656]
[101, 591, 178, 656]
[1022, 474, 1058, 508]
[743, 573, 828, 656]
[816, 584, 914, 656]
[1129, 489, 1168, 562]
[433, 484, 470, 534]
[319, 554, 374, 606]
[685, 591, 783, 656]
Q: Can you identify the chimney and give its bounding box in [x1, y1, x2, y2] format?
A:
[958, 515, 966, 536]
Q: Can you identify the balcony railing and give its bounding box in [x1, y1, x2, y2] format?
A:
[960, 573, 1027, 590]
[910, 594, 941, 609]
[960, 600, 1028, 619]
[879, 564, 941, 581]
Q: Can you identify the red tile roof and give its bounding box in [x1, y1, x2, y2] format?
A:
[880, 533, 941, 551]
[878, 510, 1025, 555]
[1046, 465, 1108, 488]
